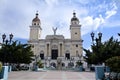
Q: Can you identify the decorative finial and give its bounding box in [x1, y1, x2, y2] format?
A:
[73, 10, 76, 17]
[36, 11, 38, 17]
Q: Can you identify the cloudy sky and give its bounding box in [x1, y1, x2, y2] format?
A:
[0, 0, 120, 49]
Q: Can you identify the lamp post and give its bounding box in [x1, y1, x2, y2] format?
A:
[1, 33, 13, 65]
[91, 32, 95, 44]
[90, 32, 102, 45]
[2, 33, 13, 44]
[90, 32, 103, 65]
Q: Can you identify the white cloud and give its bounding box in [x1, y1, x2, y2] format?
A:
[105, 10, 117, 19]
[105, 3, 117, 19]
[0, 0, 119, 41]
[44, 0, 58, 6]
[81, 14, 105, 36]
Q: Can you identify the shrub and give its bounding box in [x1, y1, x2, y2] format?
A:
[37, 60, 43, 68]
[76, 60, 83, 67]
[106, 56, 120, 72]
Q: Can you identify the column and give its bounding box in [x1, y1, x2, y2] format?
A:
[47, 44, 49, 56]
[49, 44, 51, 57]
[62, 43, 64, 57]
[60, 44, 62, 57]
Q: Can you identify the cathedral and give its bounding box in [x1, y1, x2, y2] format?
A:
[28, 11, 83, 69]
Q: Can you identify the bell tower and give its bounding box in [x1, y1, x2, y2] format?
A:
[29, 12, 42, 40]
[70, 11, 81, 40]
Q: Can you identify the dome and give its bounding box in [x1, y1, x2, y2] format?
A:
[32, 12, 41, 26]
[71, 11, 79, 24]
[32, 12, 40, 22]
[71, 17, 79, 21]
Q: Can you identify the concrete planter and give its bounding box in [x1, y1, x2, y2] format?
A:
[8, 66, 12, 72]
[34, 66, 38, 71]
[95, 66, 104, 80]
[38, 68, 46, 71]
[0, 66, 9, 80]
[79, 66, 83, 72]
[32, 64, 38, 71]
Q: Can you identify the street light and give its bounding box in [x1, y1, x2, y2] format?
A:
[2, 34, 6, 43]
[90, 32, 103, 65]
[90, 32, 102, 45]
[1, 33, 13, 65]
[91, 32, 95, 43]
[9, 33, 13, 43]
[2, 33, 13, 44]
[98, 32, 102, 43]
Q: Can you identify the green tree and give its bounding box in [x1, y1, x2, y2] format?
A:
[84, 36, 120, 65]
[83, 49, 93, 65]
[0, 41, 34, 65]
[106, 56, 120, 72]
[76, 60, 83, 67]
[84, 41, 105, 65]
[37, 60, 43, 68]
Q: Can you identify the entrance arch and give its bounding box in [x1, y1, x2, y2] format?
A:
[65, 50, 70, 59]
[51, 44, 58, 60]
[51, 49, 58, 59]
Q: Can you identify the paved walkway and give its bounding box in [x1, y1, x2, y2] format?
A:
[8, 70, 95, 80]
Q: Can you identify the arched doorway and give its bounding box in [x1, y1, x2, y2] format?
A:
[51, 45, 58, 60]
[51, 49, 58, 59]
[65, 50, 70, 59]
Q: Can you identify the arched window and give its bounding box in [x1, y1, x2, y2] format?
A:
[34, 23, 36, 25]
[76, 44, 78, 47]
[76, 51, 78, 57]
[62, 63, 65, 67]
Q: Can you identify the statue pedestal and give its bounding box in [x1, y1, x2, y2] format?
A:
[57, 58, 62, 70]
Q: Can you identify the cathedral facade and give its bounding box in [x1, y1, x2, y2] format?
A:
[28, 12, 83, 69]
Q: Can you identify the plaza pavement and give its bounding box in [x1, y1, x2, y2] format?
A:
[8, 70, 95, 80]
